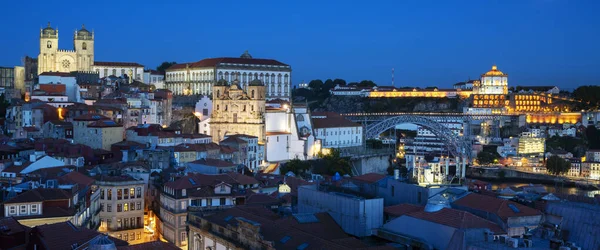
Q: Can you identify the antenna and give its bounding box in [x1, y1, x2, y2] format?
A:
[391, 68, 395, 87]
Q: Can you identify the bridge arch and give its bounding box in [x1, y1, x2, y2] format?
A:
[366, 115, 471, 160]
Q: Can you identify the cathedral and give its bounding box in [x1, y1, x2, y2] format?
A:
[37, 22, 94, 75]
[210, 79, 266, 143]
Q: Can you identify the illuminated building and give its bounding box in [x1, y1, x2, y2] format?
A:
[517, 133, 545, 156]
[210, 79, 266, 143]
[467, 65, 509, 114]
[368, 87, 471, 98]
[96, 175, 146, 244]
[37, 23, 95, 75]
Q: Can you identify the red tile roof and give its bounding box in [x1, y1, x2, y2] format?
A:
[453, 193, 542, 221]
[384, 204, 424, 217]
[407, 208, 506, 235]
[87, 120, 121, 127]
[94, 61, 144, 67]
[73, 113, 111, 121]
[117, 241, 180, 250]
[167, 57, 289, 71]
[58, 171, 95, 187]
[266, 131, 291, 136]
[311, 112, 361, 129]
[5, 188, 71, 204]
[30, 221, 126, 250]
[189, 158, 236, 168]
[352, 173, 386, 184]
[39, 84, 66, 94]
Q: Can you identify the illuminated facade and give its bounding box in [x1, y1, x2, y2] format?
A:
[368, 87, 471, 98]
[210, 79, 266, 143]
[468, 65, 509, 114]
[37, 23, 95, 75]
[517, 134, 545, 156]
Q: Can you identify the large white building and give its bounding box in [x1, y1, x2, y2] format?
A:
[92, 62, 145, 83]
[473, 65, 508, 95]
[311, 112, 362, 150]
[165, 51, 292, 100]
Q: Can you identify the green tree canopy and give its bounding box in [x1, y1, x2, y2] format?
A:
[316, 149, 352, 176]
[308, 79, 324, 91]
[323, 79, 336, 91]
[333, 79, 347, 86]
[280, 159, 311, 176]
[546, 155, 571, 175]
[477, 151, 500, 165]
[156, 61, 177, 73]
[349, 80, 377, 88]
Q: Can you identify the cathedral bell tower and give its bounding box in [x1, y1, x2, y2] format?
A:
[74, 24, 94, 71]
[39, 22, 58, 74]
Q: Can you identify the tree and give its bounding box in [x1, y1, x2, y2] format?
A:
[0, 94, 10, 118]
[333, 79, 346, 86]
[156, 61, 177, 74]
[358, 80, 377, 88]
[477, 151, 500, 165]
[366, 139, 383, 149]
[546, 155, 571, 175]
[308, 79, 324, 91]
[280, 159, 311, 175]
[316, 149, 352, 176]
[585, 126, 600, 149]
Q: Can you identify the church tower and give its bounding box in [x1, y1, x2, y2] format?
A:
[39, 22, 58, 74]
[73, 24, 94, 72]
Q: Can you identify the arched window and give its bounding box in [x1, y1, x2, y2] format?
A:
[251, 90, 255, 99]
[284, 74, 289, 84]
[82, 42, 87, 50]
[296, 114, 304, 121]
[216, 90, 220, 97]
[121, 69, 125, 76]
[47, 41, 52, 48]
[112, 69, 117, 76]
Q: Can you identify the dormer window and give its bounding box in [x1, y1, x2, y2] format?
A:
[220, 185, 226, 192]
[182, 189, 187, 196]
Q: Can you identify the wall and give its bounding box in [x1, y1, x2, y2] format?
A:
[38, 75, 80, 102]
[266, 134, 290, 162]
[352, 154, 392, 175]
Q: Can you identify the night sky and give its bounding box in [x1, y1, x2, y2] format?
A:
[1, 0, 599, 89]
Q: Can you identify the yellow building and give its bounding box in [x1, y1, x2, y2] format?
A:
[210, 79, 266, 143]
[73, 114, 124, 150]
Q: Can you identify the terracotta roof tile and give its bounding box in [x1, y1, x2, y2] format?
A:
[31, 221, 127, 250]
[453, 193, 542, 221]
[189, 158, 236, 168]
[94, 61, 144, 67]
[407, 208, 506, 235]
[5, 188, 71, 204]
[73, 113, 111, 121]
[58, 171, 95, 187]
[384, 204, 424, 217]
[311, 112, 361, 129]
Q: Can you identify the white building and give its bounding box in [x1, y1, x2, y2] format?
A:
[311, 112, 362, 150]
[38, 72, 82, 102]
[143, 69, 164, 86]
[547, 126, 576, 137]
[329, 84, 368, 96]
[165, 51, 292, 100]
[474, 65, 508, 95]
[93, 62, 144, 83]
[518, 133, 545, 156]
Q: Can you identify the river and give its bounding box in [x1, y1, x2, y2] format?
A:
[475, 180, 600, 198]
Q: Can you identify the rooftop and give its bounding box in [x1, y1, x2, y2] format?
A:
[453, 193, 542, 221]
[5, 188, 71, 204]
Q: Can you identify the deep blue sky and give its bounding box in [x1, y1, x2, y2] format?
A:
[1, 0, 599, 89]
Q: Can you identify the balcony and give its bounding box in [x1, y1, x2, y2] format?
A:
[187, 205, 234, 213]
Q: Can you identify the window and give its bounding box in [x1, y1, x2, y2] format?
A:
[136, 232, 141, 240]
[137, 217, 142, 227]
[47, 41, 52, 48]
[20, 205, 27, 214]
[137, 202, 141, 210]
[117, 189, 122, 200]
[112, 69, 117, 76]
[107, 204, 112, 212]
[130, 202, 135, 211]
[124, 188, 129, 199]
[104, 69, 108, 76]
[181, 232, 187, 242]
[137, 187, 142, 198]
[8, 206, 16, 215]
[180, 201, 186, 210]
[123, 233, 128, 241]
[117, 204, 122, 212]
[220, 198, 226, 206]
[117, 219, 122, 230]
[100, 189, 104, 200]
[124, 203, 129, 212]
[107, 189, 112, 200]
[220, 185, 226, 192]
[100, 203, 104, 212]
[124, 218, 129, 229]
[31, 204, 38, 214]
[82, 42, 87, 50]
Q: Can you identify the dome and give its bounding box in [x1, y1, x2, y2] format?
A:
[88, 235, 116, 250]
[42, 22, 56, 36]
[77, 24, 91, 36]
[240, 50, 253, 59]
[249, 79, 263, 86]
[482, 65, 506, 76]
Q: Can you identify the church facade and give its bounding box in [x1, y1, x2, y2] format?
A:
[210, 79, 266, 144]
[37, 23, 94, 75]
[165, 51, 291, 100]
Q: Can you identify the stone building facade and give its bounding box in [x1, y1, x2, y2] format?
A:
[37, 23, 94, 75]
[210, 79, 266, 143]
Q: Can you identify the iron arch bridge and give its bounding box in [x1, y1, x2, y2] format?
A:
[366, 115, 472, 161]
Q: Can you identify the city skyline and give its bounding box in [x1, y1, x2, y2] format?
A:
[1, 1, 599, 89]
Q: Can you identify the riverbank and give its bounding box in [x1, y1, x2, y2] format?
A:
[467, 167, 599, 191]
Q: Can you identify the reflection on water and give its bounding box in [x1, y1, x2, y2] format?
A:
[488, 182, 600, 198]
